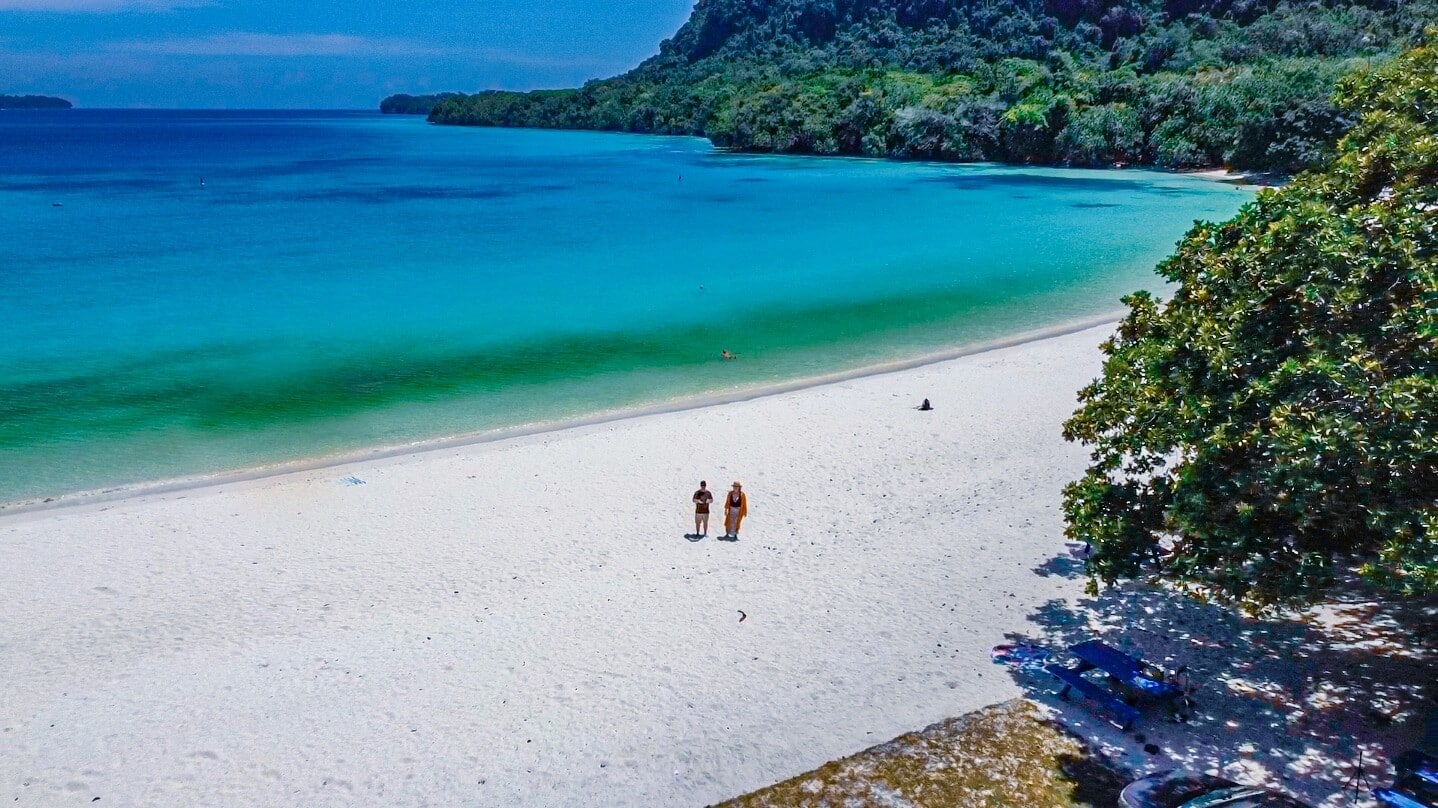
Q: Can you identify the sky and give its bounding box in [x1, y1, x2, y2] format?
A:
[0, 0, 695, 107]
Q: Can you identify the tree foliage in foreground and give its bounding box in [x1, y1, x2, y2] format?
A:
[1062, 39, 1436, 611]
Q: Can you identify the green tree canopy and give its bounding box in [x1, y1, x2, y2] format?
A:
[379, 93, 463, 114]
[422, 0, 1437, 172]
[1062, 38, 1437, 611]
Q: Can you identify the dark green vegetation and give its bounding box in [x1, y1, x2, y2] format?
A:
[425, 0, 1435, 172]
[379, 93, 463, 114]
[1062, 40, 1436, 610]
[0, 95, 71, 109]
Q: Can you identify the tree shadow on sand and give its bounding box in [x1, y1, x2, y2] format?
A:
[998, 581, 1436, 807]
[1032, 552, 1088, 579]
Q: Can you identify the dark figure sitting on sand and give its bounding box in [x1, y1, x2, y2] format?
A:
[919, 398, 933, 411]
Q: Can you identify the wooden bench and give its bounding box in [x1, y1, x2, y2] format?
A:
[1046, 663, 1140, 730]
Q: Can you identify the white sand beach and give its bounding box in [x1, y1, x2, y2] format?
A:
[4, 322, 1423, 807]
[1, 322, 1106, 806]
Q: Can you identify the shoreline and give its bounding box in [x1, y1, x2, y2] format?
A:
[0, 311, 1121, 519]
[1181, 166, 1288, 186]
[2, 317, 1415, 808]
[422, 118, 1287, 186]
[1, 320, 1116, 806]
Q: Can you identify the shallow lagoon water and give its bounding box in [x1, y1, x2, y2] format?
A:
[0, 110, 1252, 503]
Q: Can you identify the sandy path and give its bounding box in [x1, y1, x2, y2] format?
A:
[0, 324, 1107, 807]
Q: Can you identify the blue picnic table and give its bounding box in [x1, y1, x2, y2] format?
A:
[1376, 750, 1438, 808]
[1046, 639, 1185, 730]
[1070, 639, 1182, 701]
[1375, 788, 1435, 808]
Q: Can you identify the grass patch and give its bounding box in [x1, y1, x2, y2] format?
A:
[712, 699, 1126, 807]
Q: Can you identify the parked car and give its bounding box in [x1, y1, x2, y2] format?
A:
[1119, 770, 1314, 807]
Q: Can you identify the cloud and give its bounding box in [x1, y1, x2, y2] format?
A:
[0, 0, 204, 11]
[99, 33, 614, 69]
[108, 32, 447, 57]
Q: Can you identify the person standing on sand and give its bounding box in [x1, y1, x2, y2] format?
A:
[692, 480, 713, 537]
[722, 481, 748, 540]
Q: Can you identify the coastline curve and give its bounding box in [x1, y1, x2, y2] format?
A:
[0, 311, 1122, 520]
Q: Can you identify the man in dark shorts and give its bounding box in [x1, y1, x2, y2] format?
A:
[692, 480, 713, 537]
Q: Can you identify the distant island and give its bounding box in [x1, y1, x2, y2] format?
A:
[0, 95, 72, 110]
[412, 0, 1436, 173]
[379, 93, 463, 115]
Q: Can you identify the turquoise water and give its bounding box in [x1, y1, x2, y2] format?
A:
[0, 110, 1252, 504]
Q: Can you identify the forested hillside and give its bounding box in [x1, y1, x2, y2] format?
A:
[427, 0, 1435, 171]
[0, 95, 71, 109]
[379, 93, 463, 114]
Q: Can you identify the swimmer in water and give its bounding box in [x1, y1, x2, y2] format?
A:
[721, 349, 737, 360]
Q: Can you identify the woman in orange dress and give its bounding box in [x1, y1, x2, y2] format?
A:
[723, 481, 748, 539]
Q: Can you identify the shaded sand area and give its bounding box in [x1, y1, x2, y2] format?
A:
[2, 323, 1429, 806]
[1003, 585, 1434, 808]
[724, 591, 1433, 808]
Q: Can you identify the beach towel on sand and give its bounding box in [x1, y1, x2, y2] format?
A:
[991, 643, 1052, 671]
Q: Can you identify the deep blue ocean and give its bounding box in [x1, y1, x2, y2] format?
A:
[0, 109, 1253, 504]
